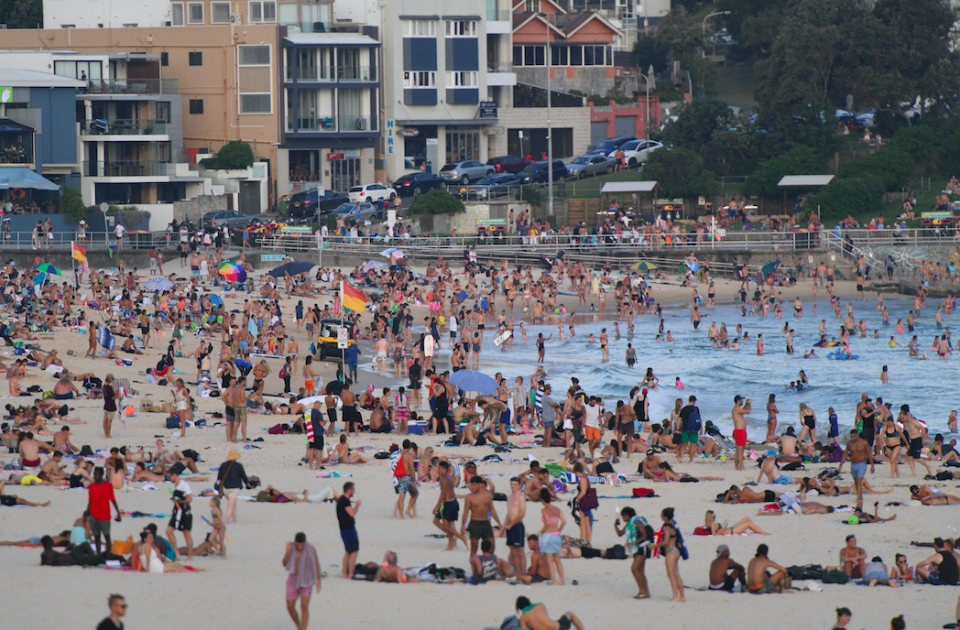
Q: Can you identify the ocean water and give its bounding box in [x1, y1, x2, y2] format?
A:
[445, 298, 960, 438]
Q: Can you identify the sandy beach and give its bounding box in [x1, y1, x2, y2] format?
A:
[2, 261, 958, 630]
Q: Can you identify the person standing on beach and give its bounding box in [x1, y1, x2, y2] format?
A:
[500, 476, 527, 574]
[678, 396, 701, 464]
[655, 507, 685, 602]
[337, 482, 360, 579]
[432, 460, 467, 550]
[283, 532, 321, 630]
[87, 466, 121, 559]
[462, 474, 502, 558]
[839, 429, 875, 510]
[97, 594, 127, 630]
[165, 469, 194, 562]
[732, 395, 751, 471]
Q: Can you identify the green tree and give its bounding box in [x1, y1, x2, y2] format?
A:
[654, 6, 717, 96]
[516, 186, 545, 213]
[660, 99, 734, 153]
[743, 146, 825, 198]
[702, 124, 759, 176]
[643, 148, 717, 199]
[59, 186, 86, 224]
[837, 147, 914, 192]
[215, 140, 255, 170]
[808, 178, 880, 222]
[0, 0, 42, 29]
[408, 189, 465, 215]
[889, 124, 939, 167]
[717, 0, 787, 59]
[633, 36, 670, 75]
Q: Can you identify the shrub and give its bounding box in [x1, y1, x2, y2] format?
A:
[203, 140, 255, 170]
[837, 147, 913, 192]
[890, 124, 938, 166]
[642, 147, 717, 199]
[59, 186, 86, 224]
[808, 178, 879, 222]
[408, 189, 465, 215]
[517, 186, 545, 211]
[743, 146, 825, 198]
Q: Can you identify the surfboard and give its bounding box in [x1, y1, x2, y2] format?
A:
[494, 330, 512, 347]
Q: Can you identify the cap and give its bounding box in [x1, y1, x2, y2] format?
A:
[767, 450, 777, 457]
[689, 395, 697, 401]
[201, 375, 210, 382]
[642, 388, 648, 394]
[734, 395, 743, 403]
[716, 544, 729, 556]
[227, 449, 241, 461]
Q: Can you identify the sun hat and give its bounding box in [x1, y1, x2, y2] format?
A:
[227, 449, 241, 461]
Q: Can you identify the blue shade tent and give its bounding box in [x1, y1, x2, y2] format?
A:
[0, 168, 59, 190]
[446, 370, 498, 394]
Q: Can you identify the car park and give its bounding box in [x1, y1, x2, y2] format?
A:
[438, 160, 495, 184]
[201, 210, 250, 230]
[565, 154, 615, 179]
[288, 189, 350, 218]
[586, 135, 637, 155]
[516, 160, 568, 185]
[331, 202, 382, 222]
[607, 139, 663, 166]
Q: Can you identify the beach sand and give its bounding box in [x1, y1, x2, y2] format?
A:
[1, 265, 957, 630]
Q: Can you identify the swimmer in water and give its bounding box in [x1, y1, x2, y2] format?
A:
[675, 377, 685, 390]
[889, 337, 900, 348]
[880, 365, 892, 384]
[896, 319, 904, 334]
[803, 349, 818, 359]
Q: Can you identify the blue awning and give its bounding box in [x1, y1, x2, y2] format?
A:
[0, 168, 59, 190]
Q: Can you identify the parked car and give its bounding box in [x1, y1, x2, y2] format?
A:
[201, 210, 250, 230]
[314, 318, 356, 362]
[486, 155, 530, 174]
[288, 189, 350, 218]
[392, 172, 447, 197]
[347, 183, 397, 204]
[565, 154, 615, 179]
[517, 160, 568, 185]
[587, 135, 637, 155]
[464, 174, 521, 200]
[331, 202, 382, 222]
[607, 139, 663, 166]
[438, 160, 495, 184]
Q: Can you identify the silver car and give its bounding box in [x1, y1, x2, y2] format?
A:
[201, 210, 251, 230]
[565, 154, 615, 179]
[438, 160, 495, 184]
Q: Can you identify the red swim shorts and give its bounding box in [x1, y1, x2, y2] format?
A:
[733, 429, 747, 447]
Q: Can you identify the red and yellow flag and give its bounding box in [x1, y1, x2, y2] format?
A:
[341, 281, 367, 313]
[72, 242, 87, 263]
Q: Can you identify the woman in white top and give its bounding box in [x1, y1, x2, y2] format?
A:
[138, 531, 188, 573]
[173, 378, 190, 436]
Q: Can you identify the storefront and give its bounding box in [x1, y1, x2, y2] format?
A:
[389, 121, 493, 180]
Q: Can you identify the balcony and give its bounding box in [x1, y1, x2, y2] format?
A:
[80, 119, 168, 136]
[487, 2, 512, 33]
[286, 65, 335, 82]
[79, 79, 179, 96]
[295, 116, 339, 132]
[83, 160, 170, 177]
[341, 116, 376, 131]
[0, 144, 33, 166]
[292, 116, 376, 134]
[337, 66, 378, 82]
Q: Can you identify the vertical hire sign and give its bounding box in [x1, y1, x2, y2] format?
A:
[387, 120, 394, 155]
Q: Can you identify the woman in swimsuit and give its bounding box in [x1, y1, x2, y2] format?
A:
[703, 510, 769, 535]
[538, 488, 566, 585]
[656, 507, 685, 602]
[882, 415, 906, 478]
[890, 554, 915, 581]
[798, 403, 817, 445]
[642, 368, 659, 391]
[766, 394, 779, 443]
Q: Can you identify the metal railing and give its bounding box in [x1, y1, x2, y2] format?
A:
[80, 119, 168, 136]
[79, 79, 179, 95]
[337, 65, 377, 82]
[443, 184, 523, 201]
[1, 230, 166, 251]
[290, 116, 375, 133]
[83, 160, 171, 177]
[286, 65, 335, 82]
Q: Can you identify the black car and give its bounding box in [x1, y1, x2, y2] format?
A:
[465, 174, 521, 200]
[392, 172, 447, 198]
[288, 189, 350, 219]
[517, 160, 568, 185]
[314, 318, 357, 361]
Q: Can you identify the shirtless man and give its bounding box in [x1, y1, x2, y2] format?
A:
[477, 398, 508, 446]
[340, 380, 360, 438]
[899, 404, 927, 477]
[710, 545, 747, 592]
[516, 535, 553, 585]
[461, 474, 502, 558]
[39, 451, 69, 485]
[747, 544, 788, 594]
[524, 468, 556, 503]
[373, 551, 419, 583]
[234, 376, 249, 442]
[731, 395, 751, 471]
[500, 477, 528, 574]
[18, 432, 55, 468]
[222, 376, 237, 443]
[839, 428, 875, 509]
[432, 461, 467, 550]
[723, 485, 779, 504]
[324, 390, 338, 437]
[515, 597, 585, 630]
[374, 336, 389, 377]
[53, 426, 80, 454]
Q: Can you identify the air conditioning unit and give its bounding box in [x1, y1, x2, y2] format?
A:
[229, 13, 242, 25]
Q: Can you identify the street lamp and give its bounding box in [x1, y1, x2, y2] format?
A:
[640, 65, 655, 140]
[539, 12, 553, 222]
[701, 10, 731, 57]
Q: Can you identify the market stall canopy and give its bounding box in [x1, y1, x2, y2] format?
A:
[777, 175, 837, 188]
[0, 167, 59, 190]
[600, 181, 658, 194]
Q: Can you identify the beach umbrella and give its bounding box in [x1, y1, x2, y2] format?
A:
[219, 260, 247, 283]
[380, 247, 405, 258]
[684, 260, 700, 273]
[762, 261, 781, 276]
[267, 261, 314, 278]
[204, 294, 224, 309]
[629, 261, 657, 271]
[33, 272, 47, 285]
[447, 370, 499, 394]
[360, 260, 388, 273]
[34, 263, 62, 276]
[145, 277, 175, 292]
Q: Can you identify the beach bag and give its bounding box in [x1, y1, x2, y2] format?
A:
[247, 476, 261, 488]
[267, 424, 285, 435]
[579, 487, 599, 512]
[79, 445, 94, 457]
[936, 470, 954, 481]
[112, 536, 134, 555]
[787, 564, 823, 580]
[818, 467, 841, 480]
[827, 448, 843, 463]
[821, 569, 849, 584]
[165, 417, 180, 429]
[605, 544, 627, 560]
[781, 462, 805, 471]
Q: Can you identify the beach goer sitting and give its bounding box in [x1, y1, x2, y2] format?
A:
[373, 550, 419, 583]
[838, 534, 867, 579]
[862, 556, 899, 587]
[710, 544, 747, 592]
[468, 539, 516, 584]
[916, 537, 959, 585]
[746, 544, 788, 594]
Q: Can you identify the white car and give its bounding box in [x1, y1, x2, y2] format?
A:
[607, 139, 663, 166]
[347, 183, 397, 204]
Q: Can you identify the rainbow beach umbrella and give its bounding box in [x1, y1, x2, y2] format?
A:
[219, 260, 246, 283]
[34, 263, 63, 276]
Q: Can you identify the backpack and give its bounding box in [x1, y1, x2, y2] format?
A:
[279, 366, 287, 380]
[166, 416, 181, 429]
[182, 449, 200, 462]
[787, 564, 824, 580]
[781, 461, 805, 471]
[686, 407, 702, 433]
[821, 568, 849, 584]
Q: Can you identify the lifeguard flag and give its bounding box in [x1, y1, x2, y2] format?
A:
[72, 242, 87, 263]
[341, 281, 367, 313]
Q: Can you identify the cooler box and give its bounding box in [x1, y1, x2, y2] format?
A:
[407, 420, 429, 435]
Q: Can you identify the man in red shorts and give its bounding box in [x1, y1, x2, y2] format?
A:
[732, 395, 752, 472]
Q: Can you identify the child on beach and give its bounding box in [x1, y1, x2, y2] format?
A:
[210, 497, 226, 559]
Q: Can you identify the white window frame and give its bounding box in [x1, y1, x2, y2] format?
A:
[403, 71, 436, 88]
[403, 20, 436, 37]
[525, 0, 541, 12]
[445, 20, 477, 37]
[187, 2, 204, 24]
[446, 71, 478, 87]
[249, 1, 277, 23]
[171, 2, 184, 26]
[237, 44, 273, 115]
[211, 2, 231, 23]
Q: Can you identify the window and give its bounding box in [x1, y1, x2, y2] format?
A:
[513, 46, 523, 67]
[211, 2, 230, 23]
[238, 44, 272, 114]
[189, 99, 204, 114]
[446, 71, 477, 87]
[570, 45, 582, 66]
[520, 45, 544, 66]
[171, 3, 184, 26]
[187, 2, 204, 24]
[445, 20, 476, 37]
[161, 52, 169, 66]
[404, 71, 436, 87]
[249, 1, 277, 23]
[189, 51, 203, 66]
[551, 45, 568, 66]
[156, 102, 171, 123]
[524, 0, 540, 11]
[278, 2, 298, 26]
[403, 20, 436, 36]
[122, 23, 139, 27]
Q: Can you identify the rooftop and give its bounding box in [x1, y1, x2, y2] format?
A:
[0, 68, 85, 88]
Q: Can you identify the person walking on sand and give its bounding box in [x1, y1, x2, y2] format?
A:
[839, 428, 875, 510]
[462, 474, 502, 559]
[337, 482, 360, 579]
[283, 532, 321, 630]
[732, 395, 751, 471]
[431, 460, 467, 550]
[97, 594, 127, 630]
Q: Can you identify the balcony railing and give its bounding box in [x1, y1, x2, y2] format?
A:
[79, 79, 179, 95]
[487, 62, 514, 73]
[291, 116, 376, 133]
[337, 65, 377, 82]
[80, 119, 168, 136]
[0, 145, 33, 164]
[341, 116, 376, 131]
[295, 116, 338, 132]
[83, 160, 170, 177]
[286, 65, 335, 82]
[486, 8, 513, 21]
